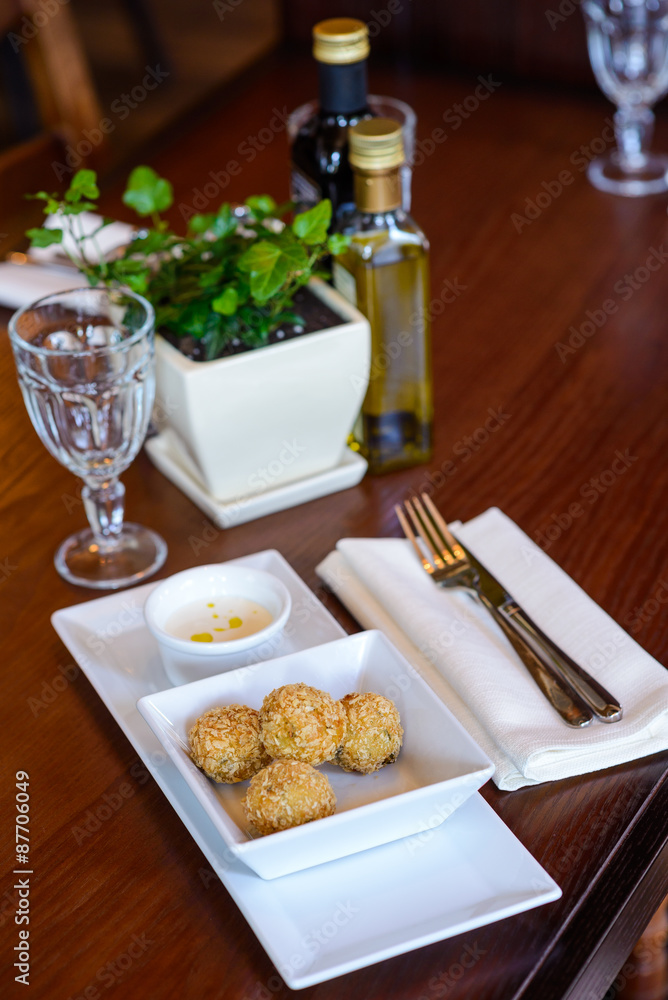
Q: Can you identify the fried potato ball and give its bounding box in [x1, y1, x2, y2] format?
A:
[242, 759, 336, 835]
[259, 683, 345, 765]
[335, 692, 403, 774]
[188, 705, 271, 783]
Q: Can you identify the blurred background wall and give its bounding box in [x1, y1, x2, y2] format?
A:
[0, 0, 600, 173]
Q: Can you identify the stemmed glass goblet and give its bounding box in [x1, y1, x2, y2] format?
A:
[582, 0, 668, 196]
[9, 287, 167, 589]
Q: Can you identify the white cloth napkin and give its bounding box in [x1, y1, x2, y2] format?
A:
[0, 213, 135, 310]
[316, 507, 668, 790]
[31, 211, 134, 265]
[0, 263, 82, 310]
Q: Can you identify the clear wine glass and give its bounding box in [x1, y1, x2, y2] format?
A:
[9, 287, 167, 589]
[582, 0, 668, 196]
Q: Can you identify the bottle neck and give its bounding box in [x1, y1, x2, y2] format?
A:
[317, 60, 368, 114]
[353, 167, 402, 213]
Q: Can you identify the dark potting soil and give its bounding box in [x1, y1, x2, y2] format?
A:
[162, 286, 344, 362]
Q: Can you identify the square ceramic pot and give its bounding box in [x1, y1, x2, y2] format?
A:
[154, 278, 371, 502]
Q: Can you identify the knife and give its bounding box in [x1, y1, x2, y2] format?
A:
[451, 532, 623, 724]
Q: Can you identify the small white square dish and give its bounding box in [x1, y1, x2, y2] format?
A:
[137, 629, 494, 879]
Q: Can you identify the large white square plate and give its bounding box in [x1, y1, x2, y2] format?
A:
[51, 549, 561, 988]
[137, 631, 495, 878]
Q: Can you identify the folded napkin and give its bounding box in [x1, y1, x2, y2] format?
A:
[316, 507, 668, 790]
[31, 211, 134, 265]
[0, 213, 135, 310]
[0, 263, 82, 311]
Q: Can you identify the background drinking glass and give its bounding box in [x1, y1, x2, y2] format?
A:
[287, 95, 417, 210]
[582, 0, 668, 196]
[9, 287, 167, 590]
[368, 95, 417, 211]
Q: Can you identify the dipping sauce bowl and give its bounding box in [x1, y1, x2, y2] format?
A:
[144, 564, 292, 685]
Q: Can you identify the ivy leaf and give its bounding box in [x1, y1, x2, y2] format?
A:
[292, 199, 331, 244]
[250, 256, 288, 302]
[65, 169, 99, 203]
[245, 194, 277, 218]
[327, 233, 349, 256]
[26, 191, 61, 214]
[211, 203, 236, 238]
[122, 166, 173, 217]
[180, 299, 210, 338]
[198, 265, 226, 289]
[130, 229, 171, 254]
[212, 286, 238, 315]
[237, 241, 289, 302]
[111, 258, 149, 275]
[26, 227, 63, 248]
[271, 200, 293, 220]
[188, 213, 214, 234]
[237, 240, 281, 274]
[59, 200, 99, 215]
[280, 241, 309, 272]
[121, 271, 149, 294]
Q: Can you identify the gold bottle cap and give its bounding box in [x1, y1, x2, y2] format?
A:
[349, 118, 405, 171]
[312, 18, 370, 64]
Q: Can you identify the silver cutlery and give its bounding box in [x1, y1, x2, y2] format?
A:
[395, 494, 623, 727]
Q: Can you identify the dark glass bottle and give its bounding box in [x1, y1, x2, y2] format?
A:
[290, 18, 373, 227]
[333, 119, 433, 474]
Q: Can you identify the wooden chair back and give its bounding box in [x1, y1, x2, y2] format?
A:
[0, 0, 104, 254]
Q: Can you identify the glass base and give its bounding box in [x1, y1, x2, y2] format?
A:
[587, 152, 668, 197]
[55, 523, 167, 590]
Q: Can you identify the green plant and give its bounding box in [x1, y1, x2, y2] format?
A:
[26, 167, 349, 360]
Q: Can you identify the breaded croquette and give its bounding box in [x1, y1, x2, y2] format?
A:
[336, 692, 403, 774]
[259, 683, 345, 765]
[188, 704, 271, 783]
[242, 759, 336, 835]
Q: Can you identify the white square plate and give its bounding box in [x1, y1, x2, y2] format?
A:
[137, 630, 495, 878]
[51, 549, 561, 988]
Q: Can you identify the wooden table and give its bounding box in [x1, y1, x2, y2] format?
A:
[2, 51, 667, 1000]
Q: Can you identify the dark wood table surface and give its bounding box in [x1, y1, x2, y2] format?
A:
[2, 50, 667, 1000]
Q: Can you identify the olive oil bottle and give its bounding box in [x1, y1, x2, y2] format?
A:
[290, 18, 373, 226]
[333, 118, 433, 473]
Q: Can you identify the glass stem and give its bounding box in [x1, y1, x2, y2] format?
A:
[82, 479, 126, 550]
[614, 106, 654, 170]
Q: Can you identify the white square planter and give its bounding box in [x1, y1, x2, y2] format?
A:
[154, 278, 371, 503]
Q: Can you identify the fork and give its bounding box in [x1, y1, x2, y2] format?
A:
[395, 494, 603, 728]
